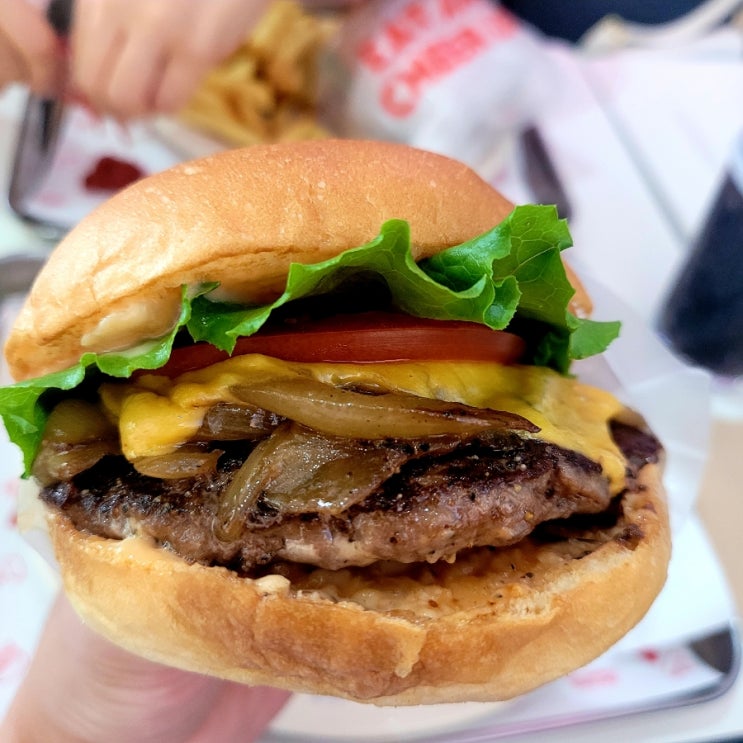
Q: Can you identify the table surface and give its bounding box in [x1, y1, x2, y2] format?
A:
[699, 420, 743, 616]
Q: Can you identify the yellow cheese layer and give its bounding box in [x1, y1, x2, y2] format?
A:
[99, 355, 627, 493]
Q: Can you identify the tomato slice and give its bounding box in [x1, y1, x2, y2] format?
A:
[151, 312, 525, 377]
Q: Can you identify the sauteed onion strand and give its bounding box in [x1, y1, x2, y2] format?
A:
[231, 378, 538, 440]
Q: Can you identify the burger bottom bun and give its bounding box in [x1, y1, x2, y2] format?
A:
[47, 464, 669, 706]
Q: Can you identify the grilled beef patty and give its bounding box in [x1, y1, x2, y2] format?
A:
[39, 420, 661, 572]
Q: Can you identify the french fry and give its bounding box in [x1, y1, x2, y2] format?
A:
[265, 55, 306, 98]
[230, 80, 275, 116]
[277, 115, 330, 142]
[180, 107, 265, 148]
[250, 0, 304, 59]
[226, 93, 271, 140]
[178, 0, 336, 148]
[211, 54, 257, 87]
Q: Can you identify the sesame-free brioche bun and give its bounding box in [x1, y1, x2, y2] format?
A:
[45, 463, 668, 705]
[6, 138, 590, 381]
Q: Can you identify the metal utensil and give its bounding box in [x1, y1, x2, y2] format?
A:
[520, 124, 573, 221]
[8, 0, 74, 215]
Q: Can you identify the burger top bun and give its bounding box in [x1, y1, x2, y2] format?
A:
[6, 139, 590, 381]
[7, 139, 515, 380]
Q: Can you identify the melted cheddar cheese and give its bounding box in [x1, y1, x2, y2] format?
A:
[99, 355, 628, 493]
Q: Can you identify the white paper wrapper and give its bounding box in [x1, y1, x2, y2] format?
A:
[322, 0, 555, 175]
[566, 271, 736, 657]
[572, 269, 712, 535]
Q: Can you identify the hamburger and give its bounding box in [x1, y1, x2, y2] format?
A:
[0, 139, 670, 705]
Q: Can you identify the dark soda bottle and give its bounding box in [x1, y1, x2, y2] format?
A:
[658, 135, 743, 377]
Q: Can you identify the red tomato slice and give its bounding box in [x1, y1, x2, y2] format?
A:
[151, 312, 525, 377]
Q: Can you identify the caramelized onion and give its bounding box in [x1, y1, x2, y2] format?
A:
[44, 399, 115, 445]
[32, 440, 118, 487]
[216, 423, 394, 540]
[197, 403, 283, 441]
[259, 428, 410, 515]
[215, 433, 284, 541]
[215, 423, 473, 540]
[263, 446, 411, 515]
[231, 378, 538, 439]
[132, 448, 222, 479]
[33, 398, 120, 485]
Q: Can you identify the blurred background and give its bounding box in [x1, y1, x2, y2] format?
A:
[0, 0, 742, 740]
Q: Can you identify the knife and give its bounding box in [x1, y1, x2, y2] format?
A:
[8, 0, 74, 217]
[519, 124, 573, 222]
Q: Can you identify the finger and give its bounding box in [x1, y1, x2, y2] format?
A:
[0, 0, 62, 94]
[151, 55, 210, 114]
[72, 28, 127, 117]
[192, 0, 272, 59]
[70, 0, 122, 105]
[189, 683, 291, 743]
[150, 0, 272, 113]
[190, 684, 291, 743]
[98, 32, 169, 119]
[0, 29, 26, 89]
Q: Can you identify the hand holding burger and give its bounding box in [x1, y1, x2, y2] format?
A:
[1, 593, 289, 742]
[0, 140, 670, 706]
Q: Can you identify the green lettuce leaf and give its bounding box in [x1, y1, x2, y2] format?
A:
[0, 206, 619, 474]
[187, 218, 523, 349]
[0, 284, 209, 476]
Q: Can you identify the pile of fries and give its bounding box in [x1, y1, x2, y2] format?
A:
[180, 0, 337, 146]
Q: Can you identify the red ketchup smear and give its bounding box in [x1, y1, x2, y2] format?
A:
[83, 156, 144, 192]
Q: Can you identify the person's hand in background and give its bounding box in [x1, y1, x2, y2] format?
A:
[0, 0, 64, 94]
[71, 0, 272, 120]
[1, 593, 290, 743]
